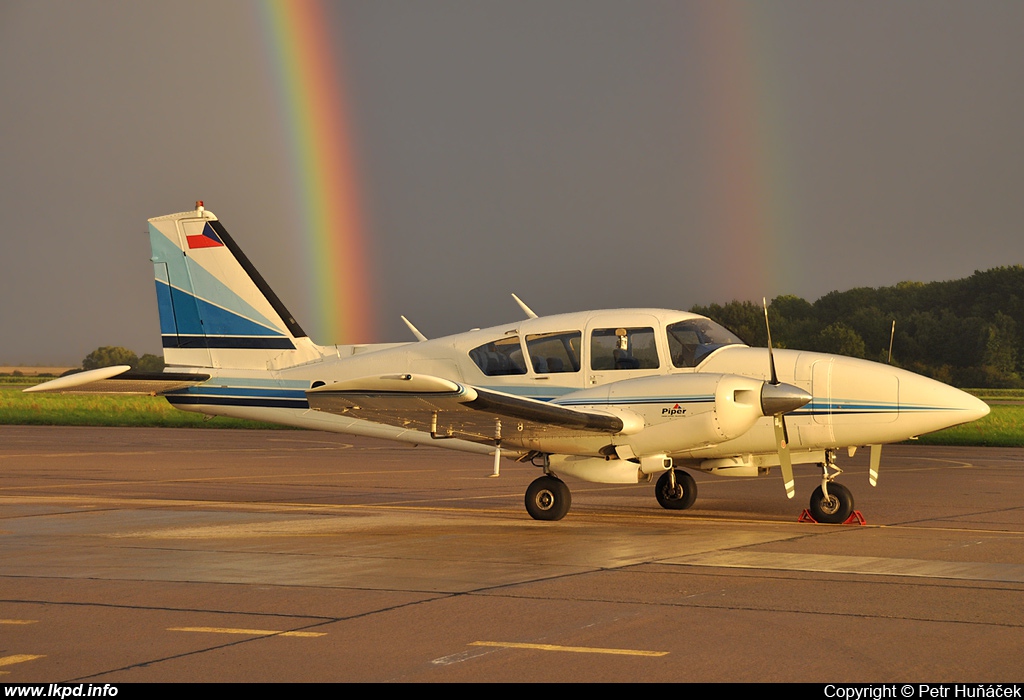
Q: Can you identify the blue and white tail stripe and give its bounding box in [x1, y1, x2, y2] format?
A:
[148, 207, 322, 369]
[152, 229, 292, 349]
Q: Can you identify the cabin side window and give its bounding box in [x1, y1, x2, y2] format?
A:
[526, 331, 581, 373]
[590, 327, 659, 370]
[469, 336, 528, 376]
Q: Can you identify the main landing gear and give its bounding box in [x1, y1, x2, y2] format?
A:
[655, 468, 697, 510]
[524, 467, 699, 521]
[525, 475, 571, 521]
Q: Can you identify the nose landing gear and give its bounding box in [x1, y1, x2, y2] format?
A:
[809, 482, 854, 523]
[805, 450, 856, 524]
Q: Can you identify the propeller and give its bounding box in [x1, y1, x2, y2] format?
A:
[869, 443, 882, 487]
[762, 298, 808, 499]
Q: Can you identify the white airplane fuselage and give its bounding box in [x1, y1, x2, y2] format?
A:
[163, 307, 988, 473]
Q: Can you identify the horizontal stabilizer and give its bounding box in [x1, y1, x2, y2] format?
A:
[307, 373, 624, 445]
[24, 366, 210, 395]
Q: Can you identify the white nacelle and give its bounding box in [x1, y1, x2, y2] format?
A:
[541, 372, 770, 459]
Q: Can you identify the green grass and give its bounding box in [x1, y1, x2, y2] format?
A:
[0, 376, 52, 385]
[909, 404, 1024, 447]
[0, 387, 288, 430]
[963, 387, 1024, 401]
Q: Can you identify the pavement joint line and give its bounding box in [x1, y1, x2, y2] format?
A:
[0, 619, 38, 625]
[168, 626, 326, 638]
[667, 550, 1024, 583]
[469, 640, 668, 656]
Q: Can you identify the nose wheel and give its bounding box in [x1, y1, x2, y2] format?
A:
[809, 482, 854, 523]
[806, 450, 856, 523]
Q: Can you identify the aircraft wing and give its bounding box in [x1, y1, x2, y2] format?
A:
[24, 365, 211, 395]
[306, 373, 624, 445]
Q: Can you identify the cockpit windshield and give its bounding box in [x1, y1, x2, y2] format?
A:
[666, 318, 745, 368]
[469, 336, 528, 376]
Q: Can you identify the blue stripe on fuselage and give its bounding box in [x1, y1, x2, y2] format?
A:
[164, 382, 309, 410]
[555, 395, 715, 406]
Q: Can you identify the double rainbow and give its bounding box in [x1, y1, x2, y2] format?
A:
[259, 2, 793, 341]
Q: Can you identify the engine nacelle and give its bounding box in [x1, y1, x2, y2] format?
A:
[520, 372, 809, 459]
[552, 373, 770, 457]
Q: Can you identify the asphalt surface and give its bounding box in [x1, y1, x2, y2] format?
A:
[1, 425, 1023, 682]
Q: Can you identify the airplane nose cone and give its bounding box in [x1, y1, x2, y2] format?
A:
[903, 376, 990, 433]
[956, 389, 990, 423]
[761, 382, 812, 416]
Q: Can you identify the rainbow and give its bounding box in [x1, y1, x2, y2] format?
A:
[260, 0, 375, 344]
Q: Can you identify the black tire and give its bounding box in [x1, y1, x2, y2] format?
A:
[809, 482, 854, 524]
[525, 476, 571, 521]
[655, 469, 697, 510]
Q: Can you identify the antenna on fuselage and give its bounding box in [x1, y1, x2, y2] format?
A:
[887, 320, 896, 364]
[400, 316, 428, 342]
[511, 293, 538, 319]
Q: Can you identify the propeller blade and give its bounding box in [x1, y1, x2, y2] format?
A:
[763, 297, 778, 385]
[774, 414, 795, 499]
[869, 444, 882, 486]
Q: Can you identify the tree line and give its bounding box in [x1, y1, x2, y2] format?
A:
[692, 265, 1024, 388]
[81, 347, 164, 373]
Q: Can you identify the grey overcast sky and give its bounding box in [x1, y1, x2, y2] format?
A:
[2, 1, 1023, 365]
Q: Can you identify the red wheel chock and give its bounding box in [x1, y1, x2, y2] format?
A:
[798, 509, 867, 525]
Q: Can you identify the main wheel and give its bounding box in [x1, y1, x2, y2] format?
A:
[655, 469, 697, 510]
[525, 476, 571, 521]
[809, 482, 854, 524]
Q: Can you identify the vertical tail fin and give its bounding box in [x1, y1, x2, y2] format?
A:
[149, 203, 322, 370]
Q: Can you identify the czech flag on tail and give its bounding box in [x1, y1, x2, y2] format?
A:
[187, 222, 225, 249]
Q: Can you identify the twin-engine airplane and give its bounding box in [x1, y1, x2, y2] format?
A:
[29, 203, 990, 522]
